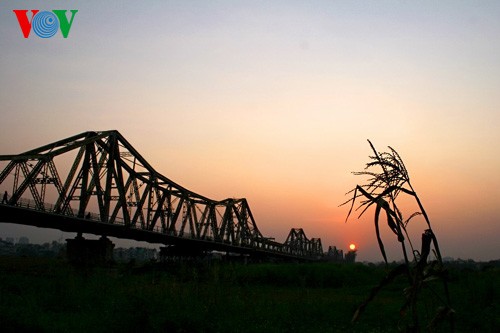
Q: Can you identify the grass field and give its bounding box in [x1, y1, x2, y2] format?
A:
[0, 256, 498, 332]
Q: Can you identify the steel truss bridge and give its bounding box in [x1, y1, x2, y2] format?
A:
[0, 131, 323, 260]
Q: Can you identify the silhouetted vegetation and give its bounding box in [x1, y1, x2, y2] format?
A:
[0, 257, 498, 332]
[343, 141, 454, 331]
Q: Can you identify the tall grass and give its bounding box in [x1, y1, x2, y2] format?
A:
[342, 140, 454, 332]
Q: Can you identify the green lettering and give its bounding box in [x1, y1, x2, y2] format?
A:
[52, 10, 78, 38]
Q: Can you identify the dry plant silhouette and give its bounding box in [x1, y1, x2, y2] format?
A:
[342, 140, 454, 332]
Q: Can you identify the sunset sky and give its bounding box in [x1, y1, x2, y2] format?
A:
[1, 1, 499, 262]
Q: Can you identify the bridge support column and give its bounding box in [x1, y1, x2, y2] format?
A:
[66, 233, 115, 265]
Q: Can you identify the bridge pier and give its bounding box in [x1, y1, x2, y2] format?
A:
[66, 233, 115, 265]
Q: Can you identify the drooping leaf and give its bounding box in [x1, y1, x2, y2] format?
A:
[384, 203, 400, 237]
[374, 200, 388, 263]
[428, 228, 444, 262]
[343, 186, 359, 222]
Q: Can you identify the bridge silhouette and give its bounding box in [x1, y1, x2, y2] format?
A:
[0, 130, 323, 261]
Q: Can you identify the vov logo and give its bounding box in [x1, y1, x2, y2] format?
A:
[13, 10, 78, 38]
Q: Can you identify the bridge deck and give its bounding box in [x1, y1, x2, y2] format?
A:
[0, 203, 318, 261]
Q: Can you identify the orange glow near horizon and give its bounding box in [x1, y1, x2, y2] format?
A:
[0, 2, 499, 263]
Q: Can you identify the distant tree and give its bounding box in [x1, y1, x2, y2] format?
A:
[342, 140, 454, 332]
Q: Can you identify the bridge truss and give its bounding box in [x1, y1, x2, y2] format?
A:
[0, 131, 323, 259]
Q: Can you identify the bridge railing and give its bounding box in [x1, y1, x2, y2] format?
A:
[3, 197, 289, 253]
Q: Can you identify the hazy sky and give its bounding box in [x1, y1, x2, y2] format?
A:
[1, 1, 499, 262]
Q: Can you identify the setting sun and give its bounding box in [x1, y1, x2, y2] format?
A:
[349, 243, 356, 251]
